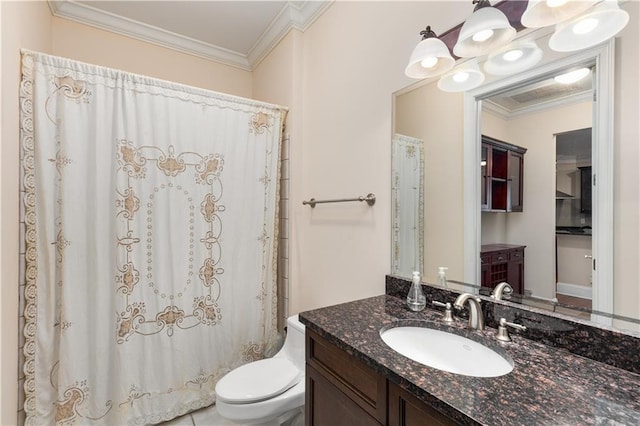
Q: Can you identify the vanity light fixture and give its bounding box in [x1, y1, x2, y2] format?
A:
[554, 67, 591, 84]
[549, 0, 629, 52]
[405, 26, 455, 79]
[521, 0, 596, 28]
[438, 60, 485, 92]
[453, 0, 517, 58]
[484, 40, 544, 76]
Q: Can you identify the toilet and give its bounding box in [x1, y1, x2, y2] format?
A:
[215, 315, 306, 425]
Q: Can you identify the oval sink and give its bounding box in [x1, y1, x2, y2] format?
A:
[380, 326, 513, 377]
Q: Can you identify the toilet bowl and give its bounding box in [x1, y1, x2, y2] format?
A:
[215, 315, 305, 425]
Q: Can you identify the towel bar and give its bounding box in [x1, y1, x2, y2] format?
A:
[302, 193, 376, 208]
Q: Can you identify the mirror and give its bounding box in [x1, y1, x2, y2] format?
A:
[392, 1, 639, 332]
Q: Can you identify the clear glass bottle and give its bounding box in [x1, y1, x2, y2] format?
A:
[437, 267, 448, 288]
[407, 271, 426, 311]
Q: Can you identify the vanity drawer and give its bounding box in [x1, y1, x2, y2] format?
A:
[509, 249, 524, 261]
[491, 251, 509, 263]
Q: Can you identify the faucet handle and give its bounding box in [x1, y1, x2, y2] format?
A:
[496, 318, 527, 342]
[431, 300, 454, 323]
[490, 282, 513, 300]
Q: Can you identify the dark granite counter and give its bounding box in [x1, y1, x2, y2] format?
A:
[299, 294, 640, 425]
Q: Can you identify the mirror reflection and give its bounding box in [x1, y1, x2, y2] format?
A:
[392, 1, 639, 332]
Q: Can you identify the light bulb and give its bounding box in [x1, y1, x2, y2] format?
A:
[502, 49, 524, 62]
[554, 68, 590, 84]
[453, 72, 470, 83]
[546, 0, 569, 8]
[572, 17, 599, 34]
[472, 29, 494, 42]
[421, 56, 438, 69]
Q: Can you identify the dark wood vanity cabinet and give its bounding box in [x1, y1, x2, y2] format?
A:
[480, 244, 525, 295]
[305, 329, 456, 426]
[482, 136, 527, 212]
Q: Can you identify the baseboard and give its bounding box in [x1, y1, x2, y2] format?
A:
[556, 282, 592, 300]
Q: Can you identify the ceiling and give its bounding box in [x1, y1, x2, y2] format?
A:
[484, 69, 593, 119]
[48, 1, 332, 71]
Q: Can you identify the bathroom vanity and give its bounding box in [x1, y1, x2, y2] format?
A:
[299, 277, 640, 425]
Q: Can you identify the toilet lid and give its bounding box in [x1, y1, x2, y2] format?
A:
[215, 357, 302, 404]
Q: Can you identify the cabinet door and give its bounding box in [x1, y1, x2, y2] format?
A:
[480, 254, 491, 288]
[507, 257, 525, 294]
[307, 365, 381, 426]
[306, 330, 387, 423]
[508, 151, 524, 212]
[388, 382, 456, 426]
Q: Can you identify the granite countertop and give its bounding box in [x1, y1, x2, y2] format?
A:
[299, 294, 640, 426]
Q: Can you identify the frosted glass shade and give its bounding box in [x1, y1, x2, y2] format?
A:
[549, 0, 629, 52]
[484, 41, 544, 76]
[521, 0, 596, 28]
[438, 62, 485, 92]
[453, 6, 516, 58]
[405, 37, 455, 79]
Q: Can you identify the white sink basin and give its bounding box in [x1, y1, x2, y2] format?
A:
[380, 326, 513, 377]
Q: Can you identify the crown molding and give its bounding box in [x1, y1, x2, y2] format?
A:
[483, 90, 592, 120]
[247, 1, 333, 68]
[48, 1, 333, 71]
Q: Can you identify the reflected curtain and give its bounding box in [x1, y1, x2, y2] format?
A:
[20, 50, 285, 425]
[391, 134, 424, 277]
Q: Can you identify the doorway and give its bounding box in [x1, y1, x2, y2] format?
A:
[555, 128, 593, 310]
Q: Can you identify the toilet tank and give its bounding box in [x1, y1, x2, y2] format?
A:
[276, 314, 306, 372]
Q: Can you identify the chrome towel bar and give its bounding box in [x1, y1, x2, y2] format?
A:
[302, 193, 376, 208]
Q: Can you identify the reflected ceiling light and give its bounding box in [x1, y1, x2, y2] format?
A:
[554, 67, 591, 84]
[484, 40, 543, 76]
[405, 26, 455, 79]
[521, 0, 596, 28]
[549, 0, 629, 52]
[453, 0, 516, 58]
[438, 61, 485, 92]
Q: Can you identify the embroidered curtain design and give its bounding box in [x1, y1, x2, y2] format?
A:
[391, 134, 425, 277]
[20, 50, 284, 425]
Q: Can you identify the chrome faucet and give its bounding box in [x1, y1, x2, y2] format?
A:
[490, 282, 513, 300]
[453, 293, 485, 330]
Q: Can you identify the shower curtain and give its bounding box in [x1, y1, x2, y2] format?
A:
[20, 50, 285, 425]
[391, 134, 424, 277]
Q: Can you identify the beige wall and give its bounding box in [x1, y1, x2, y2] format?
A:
[286, 1, 470, 313]
[1, 2, 52, 423]
[51, 17, 252, 97]
[395, 83, 465, 284]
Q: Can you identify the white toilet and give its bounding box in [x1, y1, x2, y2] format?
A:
[215, 315, 306, 425]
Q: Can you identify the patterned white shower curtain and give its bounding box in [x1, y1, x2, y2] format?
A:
[391, 134, 424, 277]
[20, 50, 285, 425]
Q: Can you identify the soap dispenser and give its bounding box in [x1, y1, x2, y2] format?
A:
[407, 271, 426, 311]
[437, 267, 448, 288]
